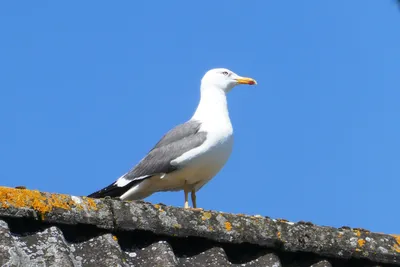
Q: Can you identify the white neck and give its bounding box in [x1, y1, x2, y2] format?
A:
[191, 86, 230, 123]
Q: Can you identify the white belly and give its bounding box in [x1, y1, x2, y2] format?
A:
[152, 133, 234, 192]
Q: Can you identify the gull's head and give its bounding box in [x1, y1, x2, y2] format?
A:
[201, 68, 257, 93]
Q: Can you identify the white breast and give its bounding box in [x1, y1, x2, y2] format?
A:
[154, 85, 234, 191]
[168, 116, 233, 187]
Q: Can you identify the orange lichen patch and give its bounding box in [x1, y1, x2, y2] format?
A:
[357, 239, 366, 247]
[277, 232, 281, 239]
[391, 235, 400, 245]
[394, 243, 400, 253]
[112, 235, 118, 241]
[83, 197, 98, 211]
[277, 218, 289, 223]
[153, 204, 165, 212]
[1, 187, 44, 210]
[201, 212, 212, 221]
[391, 235, 400, 253]
[224, 221, 232, 232]
[353, 227, 370, 233]
[49, 194, 77, 211]
[354, 229, 361, 237]
[0, 187, 97, 219]
[2, 201, 9, 208]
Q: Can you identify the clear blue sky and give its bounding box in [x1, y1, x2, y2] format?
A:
[1, 1, 399, 234]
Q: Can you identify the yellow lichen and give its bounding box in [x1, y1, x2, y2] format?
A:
[153, 204, 165, 212]
[0, 187, 97, 219]
[338, 233, 343, 238]
[112, 235, 118, 241]
[208, 226, 213, 231]
[84, 197, 98, 211]
[357, 239, 366, 247]
[354, 230, 361, 237]
[391, 235, 400, 245]
[201, 212, 212, 221]
[225, 221, 232, 231]
[391, 235, 400, 253]
[173, 223, 182, 229]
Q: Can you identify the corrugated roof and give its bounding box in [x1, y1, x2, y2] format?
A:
[0, 186, 399, 267]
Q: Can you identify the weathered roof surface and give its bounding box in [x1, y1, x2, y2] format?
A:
[0, 186, 399, 267]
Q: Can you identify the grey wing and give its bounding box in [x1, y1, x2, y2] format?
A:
[152, 120, 204, 149]
[126, 120, 206, 178]
[87, 120, 206, 199]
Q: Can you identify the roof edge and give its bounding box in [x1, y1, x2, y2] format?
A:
[0, 186, 399, 265]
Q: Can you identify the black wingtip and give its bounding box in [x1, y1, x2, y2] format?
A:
[87, 179, 145, 199]
[87, 183, 123, 199]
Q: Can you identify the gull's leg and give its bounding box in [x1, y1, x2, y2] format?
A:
[191, 189, 197, 208]
[191, 189, 203, 211]
[184, 181, 190, 209]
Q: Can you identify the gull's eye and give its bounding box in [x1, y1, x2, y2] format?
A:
[222, 71, 229, 76]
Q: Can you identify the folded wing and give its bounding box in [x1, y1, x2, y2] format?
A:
[88, 120, 207, 199]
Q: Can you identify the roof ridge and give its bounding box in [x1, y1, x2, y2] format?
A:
[0, 186, 399, 265]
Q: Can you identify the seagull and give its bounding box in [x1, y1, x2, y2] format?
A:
[88, 68, 257, 209]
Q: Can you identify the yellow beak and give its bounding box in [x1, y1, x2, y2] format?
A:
[235, 77, 257, 85]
